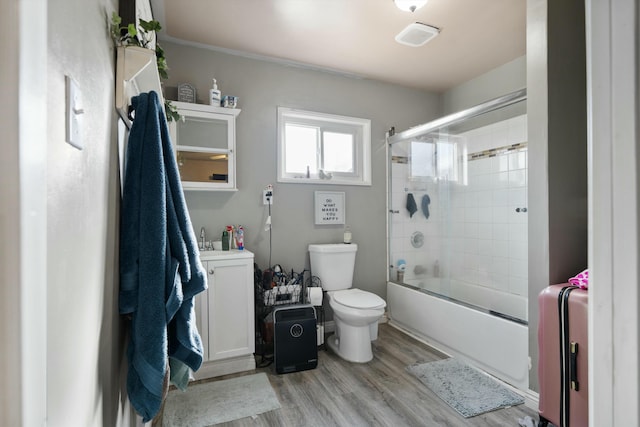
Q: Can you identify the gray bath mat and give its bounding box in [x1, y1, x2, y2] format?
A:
[407, 358, 524, 418]
[162, 372, 281, 426]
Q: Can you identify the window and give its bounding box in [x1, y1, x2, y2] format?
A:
[409, 139, 460, 182]
[277, 107, 371, 185]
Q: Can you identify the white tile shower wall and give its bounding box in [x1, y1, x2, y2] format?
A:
[452, 115, 528, 320]
[389, 115, 528, 321]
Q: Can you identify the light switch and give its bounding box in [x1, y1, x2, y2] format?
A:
[65, 75, 83, 150]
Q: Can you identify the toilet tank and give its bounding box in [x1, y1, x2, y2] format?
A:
[308, 243, 357, 291]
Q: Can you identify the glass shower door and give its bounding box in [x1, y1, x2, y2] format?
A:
[388, 136, 453, 299]
[388, 96, 528, 322]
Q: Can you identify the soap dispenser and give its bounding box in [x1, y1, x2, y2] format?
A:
[209, 78, 221, 106]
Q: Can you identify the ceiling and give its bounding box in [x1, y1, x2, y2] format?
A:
[150, 0, 526, 93]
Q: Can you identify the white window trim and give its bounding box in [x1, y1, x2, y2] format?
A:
[277, 107, 372, 186]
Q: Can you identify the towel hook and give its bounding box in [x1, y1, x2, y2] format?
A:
[127, 104, 135, 122]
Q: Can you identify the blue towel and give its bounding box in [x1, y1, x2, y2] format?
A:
[421, 194, 431, 219]
[406, 193, 418, 217]
[119, 91, 207, 422]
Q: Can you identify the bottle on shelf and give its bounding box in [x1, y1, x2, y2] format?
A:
[209, 78, 221, 106]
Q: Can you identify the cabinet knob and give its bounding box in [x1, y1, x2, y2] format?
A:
[209, 269, 215, 275]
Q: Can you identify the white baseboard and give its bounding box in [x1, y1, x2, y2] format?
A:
[522, 388, 539, 411]
[192, 354, 256, 381]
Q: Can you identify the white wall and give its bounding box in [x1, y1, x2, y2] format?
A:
[1, 1, 47, 425]
[161, 41, 441, 300]
[587, 0, 640, 425]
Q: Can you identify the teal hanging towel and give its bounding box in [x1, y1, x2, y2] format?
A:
[406, 193, 418, 217]
[421, 194, 431, 219]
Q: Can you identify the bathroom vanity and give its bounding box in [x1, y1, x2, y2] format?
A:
[193, 249, 255, 380]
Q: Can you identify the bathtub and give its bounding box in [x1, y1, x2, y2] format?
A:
[387, 281, 529, 391]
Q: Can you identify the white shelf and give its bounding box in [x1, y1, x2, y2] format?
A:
[172, 101, 240, 117]
[115, 45, 164, 128]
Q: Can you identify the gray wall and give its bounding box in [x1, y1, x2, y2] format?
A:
[46, 0, 131, 425]
[527, 0, 587, 392]
[162, 41, 441, 299]
[441, 55, 526, 114]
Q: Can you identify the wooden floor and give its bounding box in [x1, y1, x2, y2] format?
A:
[173, 324, 538, 426]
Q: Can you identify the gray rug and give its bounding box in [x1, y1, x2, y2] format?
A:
[162, 373, 281, 426]
[407, 358, 524, 418]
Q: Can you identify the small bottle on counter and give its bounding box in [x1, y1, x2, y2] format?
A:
[228, 225, 236, 249]
[343, 225, 352, 244]
[236, 226, 244, 250]
[222, 230, 229, 251]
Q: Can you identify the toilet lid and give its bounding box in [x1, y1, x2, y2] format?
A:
[333, 289, 386, 309]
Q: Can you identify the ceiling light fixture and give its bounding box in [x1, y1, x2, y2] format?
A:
[394, 0, 428, 13]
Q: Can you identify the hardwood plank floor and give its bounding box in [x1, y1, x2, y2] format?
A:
[167, 324, 538, 426]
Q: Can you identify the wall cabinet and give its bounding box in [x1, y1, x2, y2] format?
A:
[169, 101, 241, 191]
[193, 250, 255, 380]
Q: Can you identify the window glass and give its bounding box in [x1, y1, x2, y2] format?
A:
[277, 107, 371, 186]
[323, 132, 354, 173]
[285, 124, 318, 174]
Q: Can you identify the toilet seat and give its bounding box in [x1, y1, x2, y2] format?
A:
[332, 288, 386, 310]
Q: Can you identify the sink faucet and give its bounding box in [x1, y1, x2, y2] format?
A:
[200, 227, 206, 250]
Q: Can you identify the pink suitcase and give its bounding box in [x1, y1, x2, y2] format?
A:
[538, 284, 588, 427]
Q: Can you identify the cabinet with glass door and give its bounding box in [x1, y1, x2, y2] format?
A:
[170, 101, 241, 191]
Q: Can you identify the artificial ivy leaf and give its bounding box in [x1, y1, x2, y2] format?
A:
[140, 19, 162, 32]
[127, 23, 137, 38]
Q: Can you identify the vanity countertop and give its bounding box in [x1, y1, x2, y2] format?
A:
[198, 249, 254, 261]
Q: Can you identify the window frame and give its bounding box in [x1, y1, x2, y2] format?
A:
[277, 107, 372, 186]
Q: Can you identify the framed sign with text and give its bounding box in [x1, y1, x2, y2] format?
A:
[314, 191, 345, 225]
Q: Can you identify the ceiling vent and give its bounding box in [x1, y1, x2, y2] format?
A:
[395, 22, 440, 47]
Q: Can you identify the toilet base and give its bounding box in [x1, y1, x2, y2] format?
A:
[326, 326, 374, 363]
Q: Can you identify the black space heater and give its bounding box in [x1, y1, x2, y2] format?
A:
[273, 305, 318, 374]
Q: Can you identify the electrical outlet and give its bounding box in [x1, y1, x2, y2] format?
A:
[263, 189, 273, 205]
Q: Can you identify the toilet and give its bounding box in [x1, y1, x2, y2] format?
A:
[308, 243, 386, 363]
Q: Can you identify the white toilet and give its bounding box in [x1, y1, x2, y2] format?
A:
[308, 243, 386, 363]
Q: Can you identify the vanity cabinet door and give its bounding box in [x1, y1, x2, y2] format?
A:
[169, 101, 240, 191]
[205, 258, 255, 361]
